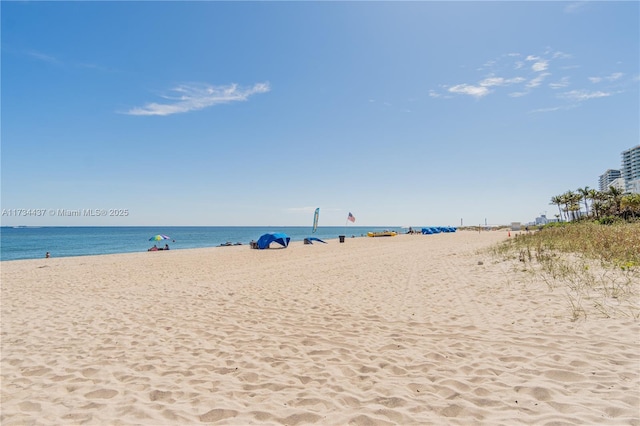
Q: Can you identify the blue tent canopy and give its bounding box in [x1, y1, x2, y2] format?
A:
[304, 237, 327, 244]
[422, 226, 457, 235]
[256, 233, 290, 249]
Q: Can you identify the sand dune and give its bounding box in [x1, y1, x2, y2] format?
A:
[2, 231, 638, 425]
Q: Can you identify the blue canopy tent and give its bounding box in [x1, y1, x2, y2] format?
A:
[304, 237, 327, 244]
[256, 233, 290, 249]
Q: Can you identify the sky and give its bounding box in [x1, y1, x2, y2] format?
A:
[1, 1, 638, 227]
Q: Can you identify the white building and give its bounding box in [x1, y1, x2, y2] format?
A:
[599, 169, 622, 191]
[621, 145, 640, 194]
[609, 177, 627, 192]
[535, 215, 549, 225]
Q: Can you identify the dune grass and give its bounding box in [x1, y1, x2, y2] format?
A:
[490, 222, 639, 321]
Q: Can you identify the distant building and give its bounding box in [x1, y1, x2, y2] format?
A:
[627, 180, 640, 194]
[621, 145, 640, 194]
[599, 169, 622, 191]
[609, 177, 627, 192]
[535, 215, 549, 225]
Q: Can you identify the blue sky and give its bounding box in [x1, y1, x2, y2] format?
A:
[1, 1, 638, 227]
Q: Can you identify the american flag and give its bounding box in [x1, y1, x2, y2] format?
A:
[347, 212, 355, 222]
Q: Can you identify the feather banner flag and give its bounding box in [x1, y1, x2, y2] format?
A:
[312, 208, 320, 233]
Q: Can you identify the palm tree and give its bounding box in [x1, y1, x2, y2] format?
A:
[565, 190, 582, 221]
[550, 195, 564, 222]
[587, 188, 599, 218]
[620, 193, 640, 219]
[578, 186, 590, 217]
[590, 190, 606, 219]
[607, 185, 624, 215]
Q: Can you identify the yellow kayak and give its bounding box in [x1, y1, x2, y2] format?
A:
[367, 231, 397, 237]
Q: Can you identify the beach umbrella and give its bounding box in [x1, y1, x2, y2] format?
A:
[149, 234, 171, 241]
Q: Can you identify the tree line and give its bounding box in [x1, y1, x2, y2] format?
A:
[550, 186, 640, 222]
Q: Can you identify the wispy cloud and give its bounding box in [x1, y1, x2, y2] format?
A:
[447, 74, 528, 98]
[530, 106, 565, 113]
[549, 76, 571, 89]
[124, 82, 271, 116]
[564, 1, 589, 14]
[432, 47, 630, 111]
[448, 84, 490, 99]
[529, 104, 578, 114]
[558, 89, 611, 102]
[531, 59, 549, 72]
[19, 48, 116, 73]
[526, 72, 550, 89]
[588, 72, 624, 83]
[479, 76, 526, 87]
[26, 49, 61, 65]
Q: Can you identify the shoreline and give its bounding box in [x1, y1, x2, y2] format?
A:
[0, 225, 408, 262]
[2, 231, 638, 425]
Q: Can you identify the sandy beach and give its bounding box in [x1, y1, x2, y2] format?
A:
[1, 231, 638, 425]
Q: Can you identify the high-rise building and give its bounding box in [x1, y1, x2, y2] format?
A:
[599, 169, 622, 191]
[621, 145, 640, 194]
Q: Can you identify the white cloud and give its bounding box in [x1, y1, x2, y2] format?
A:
[591, 72, 624, 83]
[531, 60, 549, 72]
[508, 91, 529, 98]
[448, 84, 490, 98]
[526, 72, 550, 89]
[124, 82, 270, 116]
[27, 50, 60, 64]
[549, 77, 570, 89]
[479, 77, 505, 87]
[480, 76, 526, 87]
[559, 89, 611, 102]
[433, 48, 626, 107]
[564, 1, 589, 14]
[530, 106, 564, 113]
[552, 51, 572, 60]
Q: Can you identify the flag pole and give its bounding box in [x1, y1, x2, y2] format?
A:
[345, 212, 355, 236]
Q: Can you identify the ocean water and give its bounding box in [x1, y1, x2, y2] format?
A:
[0, 226, 401, 261]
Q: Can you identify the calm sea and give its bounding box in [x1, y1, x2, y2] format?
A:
[0, 226, 401, 261]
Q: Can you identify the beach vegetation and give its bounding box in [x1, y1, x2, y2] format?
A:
[550, 186, 640, 222]
[489, 221, 640, 321]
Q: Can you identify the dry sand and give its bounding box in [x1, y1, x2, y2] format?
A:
[1, 231, 638, 425]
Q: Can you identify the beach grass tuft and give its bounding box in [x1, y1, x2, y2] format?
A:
[489, 222, 640, 320]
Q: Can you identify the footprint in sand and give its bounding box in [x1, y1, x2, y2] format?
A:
[21, 367, 52, 376]
[18, 401, 41, 412]
[149, 390, 173, 402]
[543, 369, 584, 382]
[84, 389, 118, 399]
[199, 409, 238, 422]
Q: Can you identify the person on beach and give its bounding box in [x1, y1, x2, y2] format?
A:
[149, 245, 158, 251]
[164, 244, 170, 250]
[45, 252, 50, 258]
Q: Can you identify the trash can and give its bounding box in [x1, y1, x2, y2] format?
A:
[339, 235, 345, 243]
